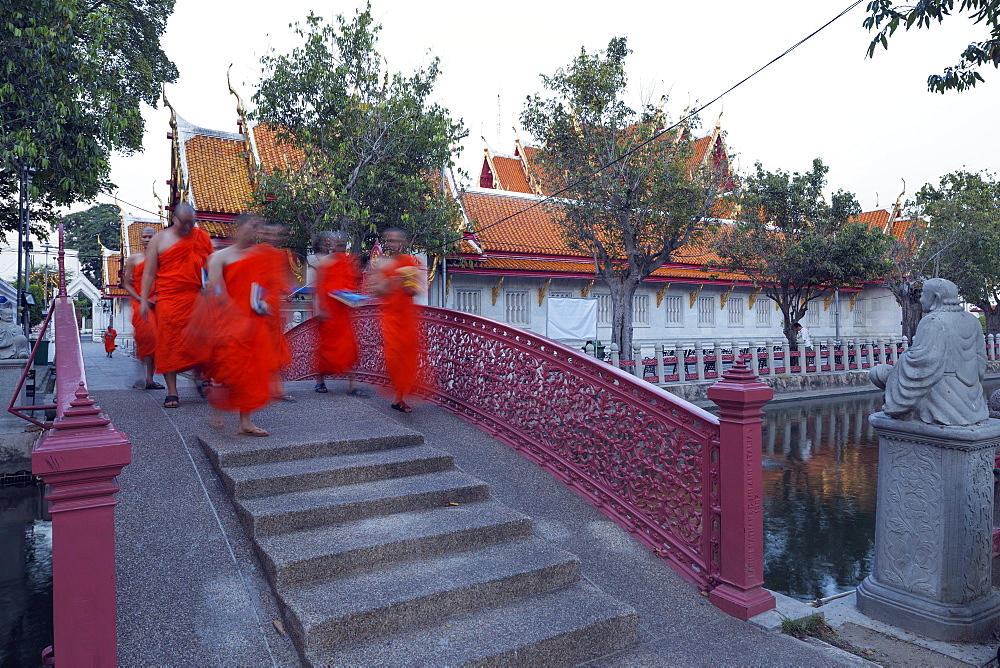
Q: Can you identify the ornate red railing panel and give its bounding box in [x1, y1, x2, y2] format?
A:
[286, 306, 725, 589]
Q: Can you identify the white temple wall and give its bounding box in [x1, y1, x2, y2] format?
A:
[442, 273, 905, 346]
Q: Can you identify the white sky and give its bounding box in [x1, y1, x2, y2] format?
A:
[90, 0, 999, 222]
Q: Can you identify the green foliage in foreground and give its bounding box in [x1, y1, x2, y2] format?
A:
[0, 0, 177, 238]
[865, 0, 1000, 93]
[250, 4, 467, 256]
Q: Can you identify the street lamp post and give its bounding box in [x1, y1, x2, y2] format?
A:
[16, 164, 35, 338]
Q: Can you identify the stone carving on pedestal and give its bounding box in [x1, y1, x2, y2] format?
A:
[0, 304, 29, 360]
[858, 278, 1000, 642]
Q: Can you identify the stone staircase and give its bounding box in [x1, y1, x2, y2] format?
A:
[197, 411, 638, 666]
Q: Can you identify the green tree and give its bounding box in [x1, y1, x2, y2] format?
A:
[715, 159, 894, 347]
[864, 0, 1000, 92]
[250, 5, 467, 255]
[26, 283, 45, 329]
[0, 0, 177, 236]
[521, 37, 727, 360]
[62, 204, 121, 284]
[916, 169, 1000, 333]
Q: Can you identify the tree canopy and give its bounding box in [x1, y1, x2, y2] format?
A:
[864, 0, 1000, 92]
[715, 159, 894, 346]
[521, 36, 727, 359]
[62, 203, 121, 284]
[0, 0, 177, 237]
[915, 169, 1000, 332]
[250, 5, 467, 256]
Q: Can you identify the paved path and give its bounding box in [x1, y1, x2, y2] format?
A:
[83, 342, 854, 666]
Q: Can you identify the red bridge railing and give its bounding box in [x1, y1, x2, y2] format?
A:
[28, 224, 131, 666]
[286, 306, 775, 619]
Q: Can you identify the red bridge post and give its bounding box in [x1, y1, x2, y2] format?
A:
[32, 382, 131, 666]
[706, 362, 776, 620]
[29, 225, 132, 666]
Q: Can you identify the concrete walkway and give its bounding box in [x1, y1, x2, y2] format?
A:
[85, 342, 864, 666]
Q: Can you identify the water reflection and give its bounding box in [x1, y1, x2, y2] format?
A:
[762, 380, 1000, 602]
[0, 482, 52, 668]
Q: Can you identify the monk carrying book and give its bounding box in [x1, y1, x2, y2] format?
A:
[204, 213, 284, 436]
[140, 202, 214, 408]
[314, 232, 364, 395]
[368, 227, 424, 413]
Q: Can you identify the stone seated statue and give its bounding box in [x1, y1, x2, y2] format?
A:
[869, 278, 987, 426]
[0, 305, 30, 360]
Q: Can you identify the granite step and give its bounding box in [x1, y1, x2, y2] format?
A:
[255, 499, 533, 586]
[236, 469, 490, 538]
[221, 444, 454, 499]
[197, 420, 424, 468]
[277, 537, 582, 652]
[314, 581, 639, 667]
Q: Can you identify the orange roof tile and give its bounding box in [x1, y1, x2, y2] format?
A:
[458, 256, 748, 282]
[104, 254, 123, 287]
[126, 221, 164, 257]
[462, 189, 728, 264]
[491, 155, 533, 194]
[185, 135, 253, 213]
[198, 220, 238, 239]
[253, 123, 305, 174]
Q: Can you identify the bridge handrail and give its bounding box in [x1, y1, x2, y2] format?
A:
[28, 223, 131, 666]
[286, 306, 774, 618]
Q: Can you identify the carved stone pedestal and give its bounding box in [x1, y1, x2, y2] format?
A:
[856, 412, 1000, 642]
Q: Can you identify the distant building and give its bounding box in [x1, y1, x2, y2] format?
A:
[105, 90, 908, 353]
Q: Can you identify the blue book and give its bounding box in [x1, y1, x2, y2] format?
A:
[251, 283, 271, 315]
[330, 290, 373, 308]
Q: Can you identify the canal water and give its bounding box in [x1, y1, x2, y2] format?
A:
[0, 479, 51, 668]
[762, 380, 1000, 603]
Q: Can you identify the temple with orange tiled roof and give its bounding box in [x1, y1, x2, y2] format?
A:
[145, 88, 904, 352]
[444, 121, 903, 347]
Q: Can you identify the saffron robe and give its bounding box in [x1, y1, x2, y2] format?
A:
[153, 228, 213, 374]
[208, 253, 284, 413]
[103, 328, 117, 353]
[378, 254, 422, 401]
[250, 243, 294, 368]
[315, 252, 361, 375]
[131, 261, 157, 360]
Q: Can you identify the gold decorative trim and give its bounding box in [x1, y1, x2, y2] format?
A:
[719, 285, 735, 310]
[689, 284, 704, 309]
[491, 276, 505, 306]
[655, 283, 671, 308]
[537, 278, 552, 306]
[849, 293, 859, 312]
[823, 293, 834, 311]
[445, 273, 453, 297]
[747, 287, 762, 310]
[581, 279, 594, 298]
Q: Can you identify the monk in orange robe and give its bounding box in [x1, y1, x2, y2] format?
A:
[122, 225, 163, 389]
[140, 202, 214, 407]
[314, 232, 363, 394]
[250, 224, 295, 401]
[205, 213, 283, 436]
[368, 227, 424, 412]
[103, 326, 117, 357]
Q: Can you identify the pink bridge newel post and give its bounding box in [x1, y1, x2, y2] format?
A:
[706, 362, 776, 620]
[29, 223, 131, 666]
